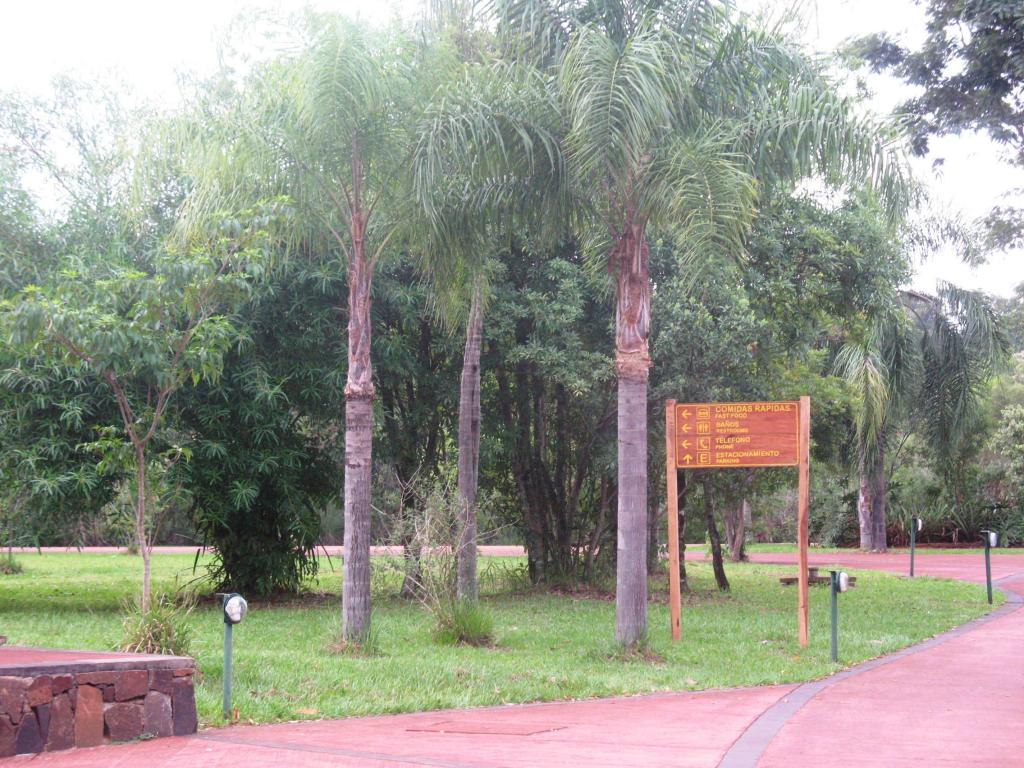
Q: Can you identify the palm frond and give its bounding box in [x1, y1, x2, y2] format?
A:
[411, 60, 568, 293]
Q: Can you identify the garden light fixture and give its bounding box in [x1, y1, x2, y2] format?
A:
[830, 570, 849, 663]
[981, 531, 997, 604]
[909, 516, 922, 577]
[219, 592, 248, 720]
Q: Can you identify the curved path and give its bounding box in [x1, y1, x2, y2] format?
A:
[19, 552, 1024, 767]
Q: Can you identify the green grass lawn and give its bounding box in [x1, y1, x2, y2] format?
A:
[0, 552, 1000, 727]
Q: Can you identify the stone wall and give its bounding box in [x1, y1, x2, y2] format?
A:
[0, 664, 197, 756]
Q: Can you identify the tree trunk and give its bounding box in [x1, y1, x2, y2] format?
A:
[870, 446, 888, 552]
[647, 499, 663, 575]
[342, 235, 374, 643]
[456, 287, 483, 603]
[701, 474, 729, 591]
[725, 499, 748, 562]
[616, 373, 649, 644]
[584, 476, 612, 582]
[612, 221, 651, 647]
[857, 465, 874, 550]
[135, 444, 151, 612]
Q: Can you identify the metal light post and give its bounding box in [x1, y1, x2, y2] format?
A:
[909, 516, 921, 577]
[981, 531, 997, 605]
[220, 593, 248, 720]
[829, 570, 850, 663]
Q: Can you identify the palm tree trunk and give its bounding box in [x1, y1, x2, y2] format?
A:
[870, 446, 888, 552]
[612, 222, 651, 646]
[342, 236, 374, 643]
[456, 287, 483, 603]
[857, 464, 874, 550]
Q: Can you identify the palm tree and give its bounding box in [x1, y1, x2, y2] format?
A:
[182, 16, 447, 642]
[838, 283, 1009, 551]
[413, 61, 566, 601]
[491, 0, 909, 645]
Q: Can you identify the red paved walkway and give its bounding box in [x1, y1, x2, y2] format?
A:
[14, 552, 1024, 767]
[760, 576, 1024, 767]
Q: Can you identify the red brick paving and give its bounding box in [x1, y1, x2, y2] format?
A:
[12, 551, 1024, 767]
[17, 686, 795, 767]
[758, 574, 1024, 768]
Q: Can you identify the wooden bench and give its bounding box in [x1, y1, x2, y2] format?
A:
[779, 567, 856, 587]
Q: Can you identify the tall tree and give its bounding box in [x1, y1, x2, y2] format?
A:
[496, 0, 909, 645]
[852, 1, 1024, 249]
[838, 284, 1009, 550]
[5, 227, 258, 608]
[413, 60, 566, 600]
[182, 17, 448, 641]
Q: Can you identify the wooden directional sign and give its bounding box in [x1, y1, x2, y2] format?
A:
[665, 397, 811, 647]
[674, 401, 800, 469]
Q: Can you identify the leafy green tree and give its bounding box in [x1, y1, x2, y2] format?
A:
[174, 254, 346, 595]
[372, 257, 461, 596]
[483, 244, 616, 583]
[0, 106, 121, 556]
[649, 194, 901, 579]
[852, 1, 1024, 249]
[0, 355, 116, 552]
[4, 223, 261, 608]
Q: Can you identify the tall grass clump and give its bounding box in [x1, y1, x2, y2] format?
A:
[119, 588, 196, 656]
[389, 478, 495, 647]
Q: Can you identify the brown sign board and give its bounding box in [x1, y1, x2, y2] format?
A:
[665, 397, 810, 646]
[674, 401, 799, 469]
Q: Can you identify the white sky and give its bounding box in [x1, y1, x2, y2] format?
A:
[1, 0, 1021, 296]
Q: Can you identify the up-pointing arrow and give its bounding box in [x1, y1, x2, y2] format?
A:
[683, 454, 693, 464]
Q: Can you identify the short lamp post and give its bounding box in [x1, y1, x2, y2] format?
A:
[909, 516, 922, 577]
[981, 530, 998, 604]
[220, 593, 248, 720]
[830, 570, 850, 663]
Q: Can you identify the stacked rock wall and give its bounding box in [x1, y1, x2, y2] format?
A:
[0, 664, 197, 756]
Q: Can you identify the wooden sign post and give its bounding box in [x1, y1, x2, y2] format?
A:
[664, 402, 682, 640]
[665, 397, 811, 646]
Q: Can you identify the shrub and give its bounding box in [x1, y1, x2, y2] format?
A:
[479, 559, 531, 595]
[434, 600, 494, 647]
[386, 478, 495, 647]
[118, 589, 195, 656]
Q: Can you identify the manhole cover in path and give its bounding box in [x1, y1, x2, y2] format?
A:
[407, 720, 566, 736]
